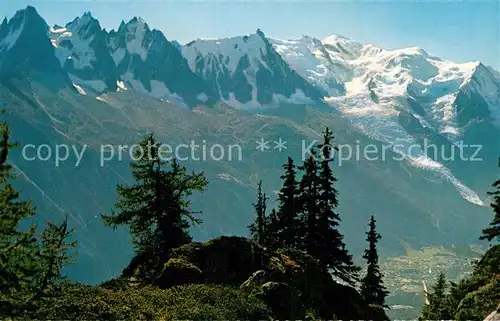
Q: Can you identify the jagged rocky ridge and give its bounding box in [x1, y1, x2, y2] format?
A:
[2, 6, 499, 122]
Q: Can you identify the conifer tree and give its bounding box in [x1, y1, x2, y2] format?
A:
[275, 157, 300, 248]
[316, 127, 360, 284]
[297, 152, 321, 256]
[102, 134, 207, 265]
[420, 273, 453, 320]
[0, 122, 40, 311]
[31, 216, 77, 301]
[480, 178, 500, 242]
[360, 216, 388, 311]
[0, 119, 76, 314]
[248, 181, 268, 246]
[265, 209, 279, 250]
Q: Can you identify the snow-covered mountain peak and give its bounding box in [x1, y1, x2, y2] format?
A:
[342, 44, 480, 96]
[67, 12, 97, 27]
[68, 11, 94, 25]
[106, 16, 152, 63]
[322, 34, 364, 60]
[181, 29, 325, 108]
[394, 46, 429, 56]
[270, 35, 351, 96]
[50, 12, 106, 71]
[126, 16, 147, 25]
[183, 30, 269, 76]
[124, 18, 150, 60]
[122, 17, 150, 35]
[2, 8, 499, 128]
[65, 12, 101, 41]
[0, 6, 69, 77]
[0, 6, 46, 53]
[359, 44, 384, 57]
[458, 62, 500, 126]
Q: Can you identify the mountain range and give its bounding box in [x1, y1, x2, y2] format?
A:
[1, 6, 499, 300]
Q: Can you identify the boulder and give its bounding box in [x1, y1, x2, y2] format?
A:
[251, 281, 306, 320]
[169, 236, 270, 285]
[154, 258, 203, 289]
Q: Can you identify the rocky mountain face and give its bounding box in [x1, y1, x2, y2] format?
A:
[0, 6, 68, 80]
[50, 12, 119, 92]
[181, 30, 326, 108]
[107, 17, 218, 106]
[0, 6, 499, 296]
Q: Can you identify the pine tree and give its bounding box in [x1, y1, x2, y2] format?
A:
[102, 134, 207, 269]
[275, 157, 300, 248]
[248, 181, 268, 246]
[420, 273, 453, 320]
[297, 152, 321, 256]
[316, 127, 360, 285]
[360, 216, 388, 312]
[480, 178, 500, 242]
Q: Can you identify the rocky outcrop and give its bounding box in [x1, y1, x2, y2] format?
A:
[241, 247, 388, 320]
[122, 237, 385, 321]
[168, 236, 271, 285]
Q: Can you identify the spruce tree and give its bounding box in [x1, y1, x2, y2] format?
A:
[420, 273, 453, 320]
[480, 178, 500, 242]
[265, 209, 279, 250]
[102, 134, 207, 268]
[316, 127, 360, 284]
[248, 181, 268, 246]
[360, 216, 388, 311]
[297, 152, 321, 256]
[275, 157, 300, 248]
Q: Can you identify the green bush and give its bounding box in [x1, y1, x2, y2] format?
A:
[100, 277, 135, 291]
[455, 277, 500, 321]
[24, 283, 271, 320]
[422, 245, 500, 321]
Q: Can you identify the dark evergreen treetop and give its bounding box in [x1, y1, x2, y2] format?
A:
[275, 157, 300, 248]
[248, 181, 268, 246]
[265, 208, 279, 250]
[419, 273, 453, 321]
[360, 215, 388, 310]
[316, 127, 360, 285]
[297, 151, 321, 256]
[480, 179, 500, 242]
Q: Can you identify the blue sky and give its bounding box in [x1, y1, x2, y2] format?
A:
[2, 0, 499, 69]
